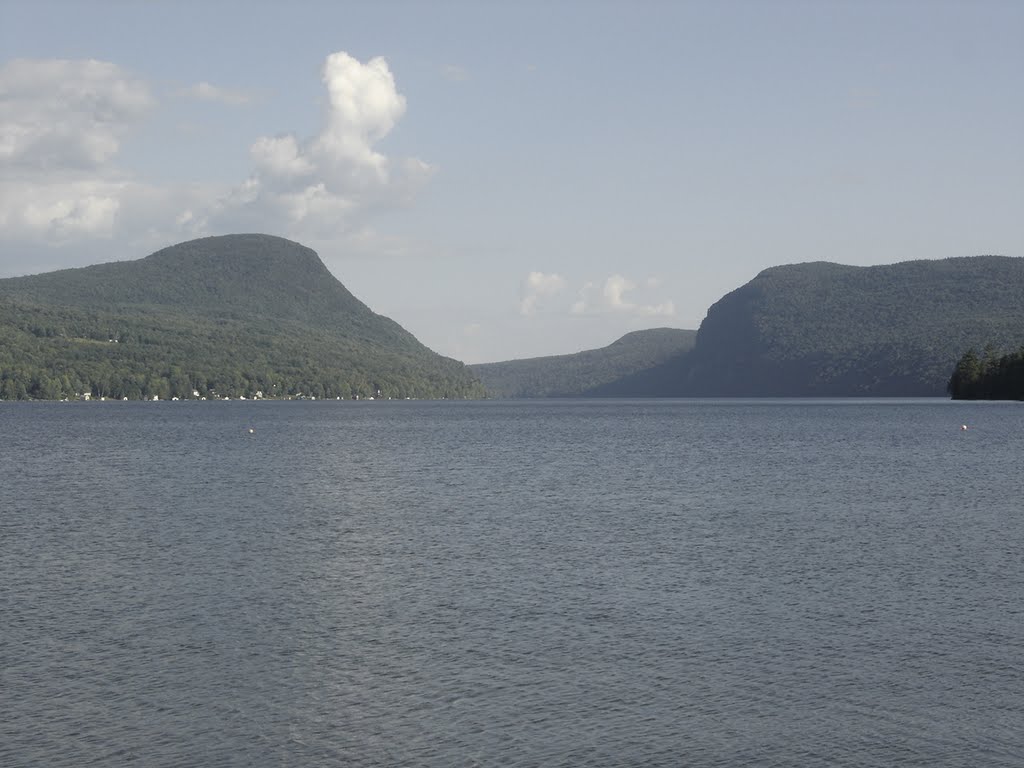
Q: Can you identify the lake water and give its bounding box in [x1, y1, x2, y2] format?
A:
[3, 399, 1023, 767]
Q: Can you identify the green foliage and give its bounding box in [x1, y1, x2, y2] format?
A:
[682, 256, 1024, 396]
[948, 346, 1024, 400]
[471, 328, 697, 398]
[0, 234, 485, 401]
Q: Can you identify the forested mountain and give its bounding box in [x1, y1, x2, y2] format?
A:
[678, 256, 1024, 396]
[5, 242, 1018, 401]
[475, 256, 1024, 399]
[0, 234, 484, 400]
[471, 328, 697, 397]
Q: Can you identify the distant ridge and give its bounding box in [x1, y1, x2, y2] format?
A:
[474, 255, 1024, 399]
[471, 328, 697, 397]
[0, 234, 484, 400]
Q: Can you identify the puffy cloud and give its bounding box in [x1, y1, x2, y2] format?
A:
[572, 274, 675, 317]
[0, 179, 123, 241]
[250, 135, 315, 178]
[0, 58, 153, 169]
[520, 271, 566, 315]
[0, 51, 430, 252]
[0, 175, 224, 256]
[209, 51, 431, 236]
[603, 274, 634, 309]
[0, 58, 156, 250]
[316, 52, 406, 174]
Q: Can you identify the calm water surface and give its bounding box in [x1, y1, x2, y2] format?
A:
[3, 399, 1023, 766]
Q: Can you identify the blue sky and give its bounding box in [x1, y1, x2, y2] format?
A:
[1, 1, 1021, 363]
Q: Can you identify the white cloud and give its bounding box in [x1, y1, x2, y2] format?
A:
[0, 179, 124, 241]
[309, 52, 405, 181]
[250, 135, 315, 178]
[183, 81, 255, 106]
[0, 51, 433, 251]
[520, 271, 566, 315]
[0, 58, 154, 169]
[603, 274, 634, 308]
[635, 301, 676, 317]
[209, 50, 432, 236]
[572, 274, 675, 317]
[0, 178, 234, 262]
[0, 57, 158, 251]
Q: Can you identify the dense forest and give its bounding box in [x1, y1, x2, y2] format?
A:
[0, 234, 485, 401]
[4, 239, 1020, 401]
[677, 256, 1024, 396]
[476, 256, 1024, 399]
[471, 328, 696, 398]
[948, 347, 1024, 400]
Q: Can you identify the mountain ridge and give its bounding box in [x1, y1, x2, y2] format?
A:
[471, 328, 697, 398]
[0, 234, 483, 400]
[4, 242, 1019, 400]
[679, 254, 1024, 396]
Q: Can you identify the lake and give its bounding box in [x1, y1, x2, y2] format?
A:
[3, 399, 1022, 766]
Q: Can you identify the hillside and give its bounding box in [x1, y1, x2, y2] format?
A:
[678, 256, 1024, 396]
[471, 328, 697, 397]
[0, 234, 484, 400]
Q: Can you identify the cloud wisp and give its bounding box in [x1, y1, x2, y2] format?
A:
[181, 81, 257, 106]
[518, 270, 675, 319]
[572, 274, 675, 317]
[440, 64, 470, 82]
[520, 271, 567, 315]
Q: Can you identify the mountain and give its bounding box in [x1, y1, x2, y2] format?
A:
[0, 234, 484, 400]
[475, 256, 1024, 400]
[678, 256, 1024, 396]
[470, 328, 697, 397]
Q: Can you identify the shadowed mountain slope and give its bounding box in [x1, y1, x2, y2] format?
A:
[471, 328, 697, 397]
[678, 256, 1024, 396]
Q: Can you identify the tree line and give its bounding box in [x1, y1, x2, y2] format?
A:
[948, 346, 1024, 400]
[0, 304, 485, 402]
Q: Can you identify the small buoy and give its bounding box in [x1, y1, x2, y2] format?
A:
[248, 428, 255, 434]
[960, 424, 968, 431]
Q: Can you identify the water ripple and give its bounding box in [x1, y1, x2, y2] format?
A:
[2, 400, 1023, 766]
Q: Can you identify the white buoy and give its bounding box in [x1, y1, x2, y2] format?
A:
[960, 424, 968, 431]
[248, 428, 255, 434]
